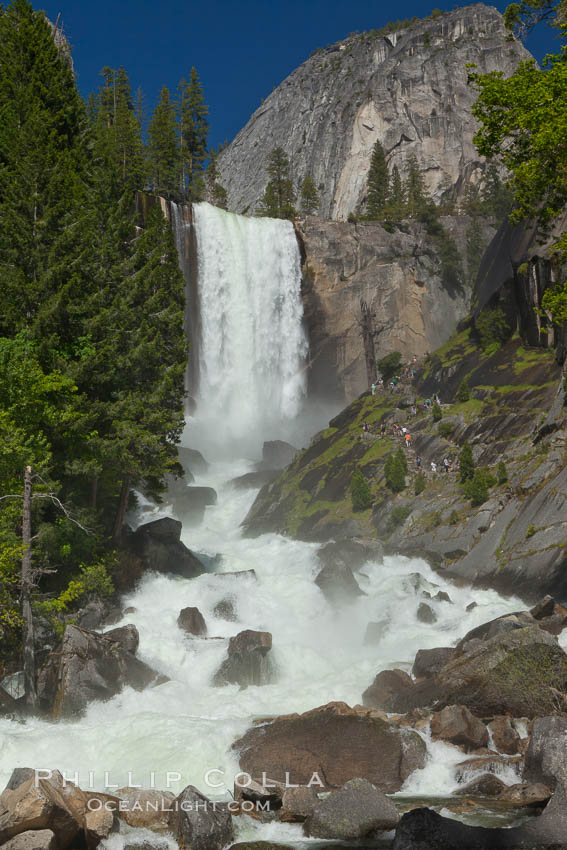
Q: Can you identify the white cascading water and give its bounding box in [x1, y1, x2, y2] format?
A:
[188, 202, 308, 456]
[0, 207, 529, 843]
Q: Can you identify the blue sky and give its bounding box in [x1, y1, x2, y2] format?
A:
[40, 0, 556, 149]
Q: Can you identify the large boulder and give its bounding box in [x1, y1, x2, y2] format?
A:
[233, 702, 426, 793]
[177, 447, 208, 476]
[487, 716, 521, 755]
[177, 607, 207, 636]
[412, 647, 456, 679]
[317, 539, 383, 573]
[1, 831, 57, 850]
[172, 487, 218, 527]
[314, 562, 364, 605]
[436, 626, 567, 717]
[393, 784, 567, 849]
[280, 786, 318, 822]
[304, 778, 399, 839]
[38, 625, 167, 718]
[129, 518, 205, 579]
[524, 715, 567, 789]
[362, 669, 414, 711]
[168, 785, 233, 850]
[213, 630, 274, 688]
[261, 441, 297, 470]
[0, 771, 115, 850]
[104, 624, 139, 654]
[430, 705, 489, 751]
[116, 788, 175, 831]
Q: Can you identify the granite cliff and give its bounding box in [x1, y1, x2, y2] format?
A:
[218, 4, 531, 220]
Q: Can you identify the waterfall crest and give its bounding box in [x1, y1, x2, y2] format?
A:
[189, 202, 308, 456]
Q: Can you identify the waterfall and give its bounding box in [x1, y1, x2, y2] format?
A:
[189, 202, 308, 456]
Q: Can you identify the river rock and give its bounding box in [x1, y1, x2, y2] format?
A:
[362, 669, 414, 711]
[233, 701, 426, 793]
[393, 783, 567, 849]
[304, 778, 398, 839]
[314, 562, 364, 605]
[433, 625, 567, 717]
[261, 441, 297, 470]
[213, 597, 237, 621]
[487, 716, 521, 755]
[430, 705, 489, 751]
[129, 518, 205, 579]
[2, 771, 36, 793]
[499, 782, 552, 807]
[412, 647, 456, 679]
[173, 487, 217, 526]
[417, 602, 437, 624]
[230, 470, 280, 490]
[1, 831, 57, 850]
[0, 772, 85, 849]
[530, 595, 567, 636]
[38, 624, 167, 718]
[456, 774, 508, 797]
[213, 630, 274, 688]
[280, 786, 318, 822]
[177, 607, 207, 636]
[105, 624, 139, 654]
[168, 785, 233, 850]
[317, 539, 383, 573]
[116, 788, 175, 831]
[524, 715, 567, 789]
[233, 778, 284, 811]
[177, 447, 208, 475]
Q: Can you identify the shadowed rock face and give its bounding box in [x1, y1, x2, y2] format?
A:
[218, 5, 531, 221]
[299, 216, 492, 401]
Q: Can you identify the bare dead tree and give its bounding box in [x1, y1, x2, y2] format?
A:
[358, 298, 378, 386]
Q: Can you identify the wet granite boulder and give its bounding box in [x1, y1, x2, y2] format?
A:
[304, 778, 399, 838]
[168, 785, 233, 850]
[213, 630, 274, 688]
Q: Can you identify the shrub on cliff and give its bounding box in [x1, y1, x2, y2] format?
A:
[432, 401, 442, 421]
[385, 450, 406, 493]
[456, 378, 471, 402]
[459, 442, 475, 482]
[350, 468, 373, 511]
[377, 351, 402, 382]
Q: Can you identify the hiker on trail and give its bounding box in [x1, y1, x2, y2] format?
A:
[434, 393, 441, 405]
[371, 382, 376, 396]
[425, 398, 431, 409]
[401, 426, 407, 435]
[416, 456, 422, 468]
[363, 422, 370, 433]
[405, 433, 411, 448]
[380, 423, 386, 436]
[431, 461, 437, 473]
[443, 457, 450, 473]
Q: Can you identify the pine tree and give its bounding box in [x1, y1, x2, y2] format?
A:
[147, 86, 179, 195]
[459, 442, 475, 483]
[177, 68, 209, 200]
[93, 66, 145, 192]
[385, 451, 406, 492]
[0, 0, 86, 334]
[258, 147, 295, 219]
[405, 155, 430, 218]
[456, 378, 471, 402]
[385, 165, 406, 220]
[366, 140, 389, 219]
[300, 174, 320, 215]
[350, 468, 372, 511]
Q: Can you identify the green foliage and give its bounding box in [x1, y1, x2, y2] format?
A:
[350, 467, 373, 511]
[466, 217, 485, 287]
[177, 67, 209, 200]
[414, 471, 426, 495]
[463, 469, 492, 506]
[258, 147, 295, 219]
[526, 524, 536, 538]
[147, 86, 179, 194]
[366, 140, 389, 219]
[438, 421, 454, 438]
[385, 449, 406, 492]
[377, 351, 402, 381]
[388, 505, 412, 530]
[470, 39, 567, 269]
[503, 0, 566, 35]
[475, 307, 514, 350]
[300, 174, 320, 215]
[459, 441, 475, 482]
[497, 461, 509, 484]
[449, 509, 460, 525]
[432, 402, 442, 422]
[456, 378, 471, 403]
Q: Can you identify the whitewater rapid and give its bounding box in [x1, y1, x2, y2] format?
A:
[0, 458, 523, 811]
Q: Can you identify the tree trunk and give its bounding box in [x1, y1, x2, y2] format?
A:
[21, 465, 38, 711]
[113, 476, 130, 542]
